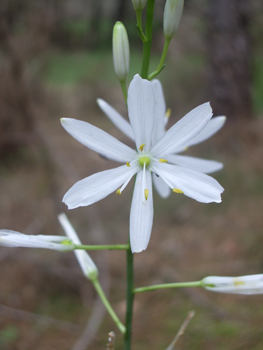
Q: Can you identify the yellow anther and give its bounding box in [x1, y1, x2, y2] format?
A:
[173, 188, 184, 194]
[233, 279, 245, 286]
[159, 159, 168, 163]
[126, 161, 130, 167]
[184, 147, 189, 151]
[139, 143, 146, 152]
[144, 189, 149, 200]
[116, 189, 122, 195]
[165, 108, 171, 119]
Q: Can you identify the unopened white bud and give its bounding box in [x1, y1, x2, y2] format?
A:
[163, 0, 184, 39]
[132, 0, 147, 10]
[202, 274, 263, 295]
[58, 213, 98, 280]
[0, 229, 74, 251]
[112, 21, 130, 81]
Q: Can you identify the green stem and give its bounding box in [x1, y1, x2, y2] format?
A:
[134, 281, 202, 294]
[136, 9, 147, 42]
[124, 245, 134, 350]
[136, 9, 143, 34]
[148, 36, 171, 80]
[120, 80, 128, 104]
[92, 278, 126, 334]
[140, 0, 155, 79]
[74, 244, 129, 251]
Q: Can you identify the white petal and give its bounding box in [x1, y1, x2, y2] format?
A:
[175, 116, 226, 152]
[187, 116, 226, 147]
[152, 173, 171, 198]
[151, 79, 166, 143]
[130, 170, 153, 253]
[166, 154, 223, 174]
[151, 162, 224, 203]
[0, 230, 72, 251]
[151, 103, 213, 158]
[58, 213, 98, 279]
[128, 74, 154, 152]
[97, 98, 134, 141]
[61, 118, 136, 163]
[63, 164, 139, 209]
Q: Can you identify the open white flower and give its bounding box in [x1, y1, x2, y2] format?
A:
[0, 229, 74, 251]
[61, 74, 224, 253]
[202, 275, 263, 295]
[58, 213, 98, 280]
[97, 78, 226, 198]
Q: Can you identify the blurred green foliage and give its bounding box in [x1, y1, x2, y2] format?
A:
[0, 326, 18, 348]
[253, 55, 263, 114]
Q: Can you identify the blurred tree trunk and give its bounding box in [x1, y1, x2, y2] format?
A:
[206, 0, 253, 120]
[0, 10, 35, 159]
[87, 0, 103, 49]
[114, 0, 127, 22]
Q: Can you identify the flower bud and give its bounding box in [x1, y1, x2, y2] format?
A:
[112, 21, 130, 81]
[202, 274, 263, 295]
[58, 213, 98, 280]
[0, 229, 74, 251]
[132, 0, 147, 10]
[163, 0, 184, 39]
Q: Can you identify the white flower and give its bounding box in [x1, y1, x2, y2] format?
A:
[61, 74, 224, 253]
[202, 275, 263, 295]
[0, 229, 74, 251]
[58, 213, 98, 280]
[163, 0, 184, 39]
[97, 78, 226, 198]
[112, 21, 130, 81]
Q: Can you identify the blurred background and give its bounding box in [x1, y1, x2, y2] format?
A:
[1, 0, 263, 349]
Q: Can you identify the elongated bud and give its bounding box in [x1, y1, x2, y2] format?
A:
[0, 229, 74, 251]
[202, 274, 263, 295]
[112, 21, 130, 81]
[163, 0, 184, 39]
[132, 0, 147, 10]
[58, 213, 98, 280]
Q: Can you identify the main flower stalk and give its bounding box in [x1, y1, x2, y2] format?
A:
[124, 244, 134, 350]
[141, 0, 155, 78]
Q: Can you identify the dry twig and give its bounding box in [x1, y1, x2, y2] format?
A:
[106, 332, 115, 350]
[166, 311, 195, 350]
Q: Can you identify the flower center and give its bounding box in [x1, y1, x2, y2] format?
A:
[138, 156, 150, 167]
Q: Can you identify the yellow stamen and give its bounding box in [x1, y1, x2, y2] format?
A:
[173, 188, 184, 194]
[116, 189, 122, 195]
[165, 108, 171, 119]
[144, 189, 149, 200]
[139, 143, 146, 152]
[184, 147, 189, 151]
[159, 159, 168, 163]
[126, 161, 130, 167]
[233, 279, 245, 286]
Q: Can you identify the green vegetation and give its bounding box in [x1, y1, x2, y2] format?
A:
[0, 326, 18, 348]
[253, 55, 263, 114]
